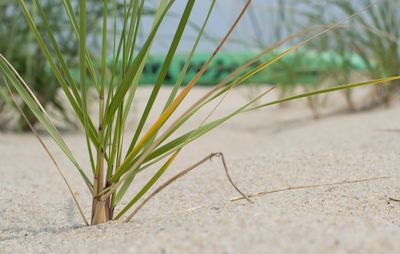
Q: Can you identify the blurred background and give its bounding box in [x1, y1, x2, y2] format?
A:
[0, 0, 399, 131]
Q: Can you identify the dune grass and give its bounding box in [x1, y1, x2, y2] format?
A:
[0, 0, 400, 226]
[304, 0, 400, 108]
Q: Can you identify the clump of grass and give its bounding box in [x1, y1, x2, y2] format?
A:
[0, 0, 399, 226]
[304, 0, 400, 108]
[334, 0, 400, 108]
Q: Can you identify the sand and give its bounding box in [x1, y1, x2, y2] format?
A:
[1, 86, 400, 253]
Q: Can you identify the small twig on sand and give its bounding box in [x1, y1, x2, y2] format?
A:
[389, 197, 400, 202]
[124, 152, 252, 222]
[230, 176, 391, 202]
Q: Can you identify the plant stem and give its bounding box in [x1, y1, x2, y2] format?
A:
[230, 176, 391, 201]
[92, 94, 108, 225]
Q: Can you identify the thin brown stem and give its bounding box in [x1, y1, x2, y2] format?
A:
[389, 197, 400, 202]
[216, 153, 253, 203]
[230, 176, 391, 201]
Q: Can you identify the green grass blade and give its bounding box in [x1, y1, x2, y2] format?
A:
[78, 0, 96, 172]
[127, 0, 195, 151]
[0, 54, 93, 191]
[249, 77, 400, 111]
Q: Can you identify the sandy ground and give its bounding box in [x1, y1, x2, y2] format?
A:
[1, 86, 400, 253]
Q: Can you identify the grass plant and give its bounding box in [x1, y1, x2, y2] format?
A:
[304, 0, 400, 108]
[0, 0, 399, 226]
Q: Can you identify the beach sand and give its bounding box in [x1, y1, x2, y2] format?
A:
[1, 87, 400, 253]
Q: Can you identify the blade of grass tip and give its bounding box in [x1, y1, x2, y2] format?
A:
[248, 76, 400, 112]
[4, 79, 89, 226]
[116, 0, 253, 181]
[0, 54, 93, 191]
